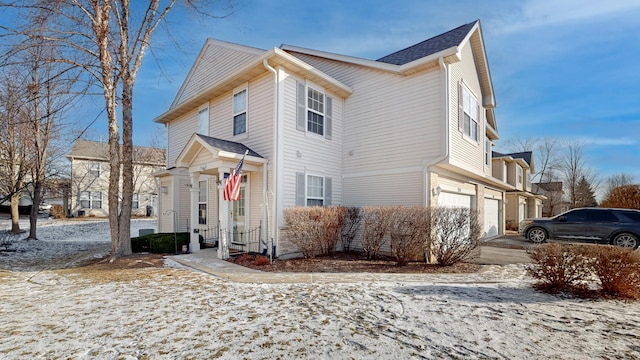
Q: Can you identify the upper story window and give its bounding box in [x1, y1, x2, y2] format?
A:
[89, 162, 100, 177]
[132, 193, 139, 209]
[296, 81, 333, 140]
[517, 165, 523, 184]
[460, 84, 479, 141]
[484, 138, 491, 167]
[198, 105, 209, 136]
[233, 88, 247, 136]
[307, 87, 324, 136]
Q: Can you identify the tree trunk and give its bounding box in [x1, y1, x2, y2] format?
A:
[10, 193, 21, 234]
[28, 182, 42, 239]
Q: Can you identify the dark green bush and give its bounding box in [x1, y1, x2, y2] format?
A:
[131, 232, 189, 254]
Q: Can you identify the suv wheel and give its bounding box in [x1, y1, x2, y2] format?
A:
[612, 232, 639, 249]
[527, 227, 548, 244]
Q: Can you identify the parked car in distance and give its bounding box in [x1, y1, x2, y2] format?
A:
[519, 208, 640, 249]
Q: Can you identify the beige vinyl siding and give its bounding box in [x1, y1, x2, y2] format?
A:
[448, 42, 485, 173]
[287, 52, 440, 207]
[343, 171, 423, 206]
[172, 43, 262, 107]
[158, 178, 173, 233]
[167, 110, 197, 168]
[281, 74, 343, 208]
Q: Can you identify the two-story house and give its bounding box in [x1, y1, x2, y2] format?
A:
[154, 20, 519, 256]
[67, 139, 165, 217]
[492, 151, 544, 230]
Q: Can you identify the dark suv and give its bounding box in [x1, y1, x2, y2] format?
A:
[519, 208, 640, 249]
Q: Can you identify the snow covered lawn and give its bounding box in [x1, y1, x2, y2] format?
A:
[1, 218, 639, 359]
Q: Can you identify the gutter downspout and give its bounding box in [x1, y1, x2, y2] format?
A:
[263, 59, 277, 258]
[425, 56, 451, 207]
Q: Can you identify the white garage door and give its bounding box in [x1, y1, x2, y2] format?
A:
[439, 192, 471, 209]
[484, 198, 500, 238]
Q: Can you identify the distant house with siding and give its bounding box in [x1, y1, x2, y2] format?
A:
[154, 20, 534, 257]
[66, 140, 165, 217]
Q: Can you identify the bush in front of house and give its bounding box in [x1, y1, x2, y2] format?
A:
[50, 205, 66, 219]
[340, 207, 361, 253]
[527, 243, 640, 300]
[283, 206, 346, 258]
[361, 206, 395, 259]
[131, 232, 189, 253]
[430, 206, 482, 266]
[526, 243, 595, 293]
[591, 245, 640, 299]
[388, 206, 431, 266]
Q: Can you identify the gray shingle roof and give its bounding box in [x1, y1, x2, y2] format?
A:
[492, 151, 533, 166]
[196, 134, 263, 158]
[376, 21, 477, 65]
[67, 139, 165, 165]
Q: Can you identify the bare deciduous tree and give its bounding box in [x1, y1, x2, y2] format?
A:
[603, 173, 636, 200]
[2, 0, 231, 258]
[559, 140, 599, 208]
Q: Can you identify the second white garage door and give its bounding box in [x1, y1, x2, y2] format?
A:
[484, 198, 500, 238]
[439, 192, 471, 209]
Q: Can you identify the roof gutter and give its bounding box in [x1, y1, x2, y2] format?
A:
[263, 59, 278, 257]
[424, 56, 451, 207]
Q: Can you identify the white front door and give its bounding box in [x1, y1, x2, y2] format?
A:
[231, 175, 247, 243]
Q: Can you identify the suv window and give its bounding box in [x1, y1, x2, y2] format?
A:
[561, 209, 587, 222]
[620, 211, 640, 222]
[586, 210, 618, 222]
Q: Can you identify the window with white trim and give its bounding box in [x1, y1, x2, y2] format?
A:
[79, 191, 102, 209]
[306, 175, 324, 206]
[89, 162, 100, 177]
[462, 86, 479, 141]
[485, 138, 491, 167]
[132, 193, 139, 209]
[198, 180, 207, 225]
[517, 165, 523, 185]
[307, 87, 324, 136]
[198, 106, 209, 135]
[233, 89, 247, 136]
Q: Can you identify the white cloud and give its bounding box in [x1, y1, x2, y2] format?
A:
[495, 0, 640, 33]
[575, 136, 637, 146]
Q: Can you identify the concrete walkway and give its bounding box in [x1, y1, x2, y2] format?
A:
[167, 236, 532, 284]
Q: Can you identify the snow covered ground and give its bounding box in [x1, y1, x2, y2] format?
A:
[1, 217, 639, 359]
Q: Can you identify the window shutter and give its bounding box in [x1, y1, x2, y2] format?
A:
[324, 177, 332, 206]
[325, 96, 332, 140]
[476, 104, 482, 141]
[296, 172, 305, 206]
[296, 81, 306, 132]
[458, 82, 464, 132]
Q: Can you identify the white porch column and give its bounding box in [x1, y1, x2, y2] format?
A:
[217, 167, 230, 259]
[189, 172, 201, 252]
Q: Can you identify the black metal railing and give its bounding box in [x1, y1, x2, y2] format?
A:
[228, 221, 264, 256]
[200, 221, 220, 248]
[199, 221, 266, 257]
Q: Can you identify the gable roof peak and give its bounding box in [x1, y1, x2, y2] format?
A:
[377, 20, 478, 66]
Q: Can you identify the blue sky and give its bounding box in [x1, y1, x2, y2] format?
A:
[78, 0, 640, 182]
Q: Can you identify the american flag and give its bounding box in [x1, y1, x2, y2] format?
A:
[223, 150, 248, 201]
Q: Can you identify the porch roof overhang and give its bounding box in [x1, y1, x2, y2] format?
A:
[175, 134, 267, 173]
[154, 47, 353, 125]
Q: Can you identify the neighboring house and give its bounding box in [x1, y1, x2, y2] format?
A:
[492, 151, 544, 230]
[66, 140, 165, 217]
[154, 20, 523, 256]
[534, 181, 568, 217]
